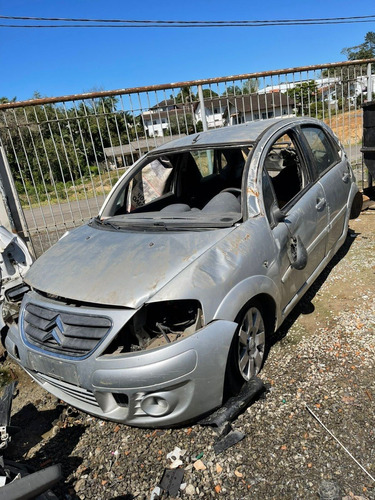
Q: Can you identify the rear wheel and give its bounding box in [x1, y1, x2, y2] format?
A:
[350, 191, 363, 219]
[224, 299, 269, 397]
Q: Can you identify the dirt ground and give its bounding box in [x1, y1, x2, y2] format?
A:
[324, 109, 363, 146]
[1, 197, 375, 499]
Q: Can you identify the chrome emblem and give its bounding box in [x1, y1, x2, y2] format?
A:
[44, 315, 65, 346]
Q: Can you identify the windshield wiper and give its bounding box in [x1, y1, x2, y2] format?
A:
[92, 218, 121, 230]
[93, 215, 239, 231]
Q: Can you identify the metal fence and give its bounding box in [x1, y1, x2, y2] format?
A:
[0, 59, 374, 256]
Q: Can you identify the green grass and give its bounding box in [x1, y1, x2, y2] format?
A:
[18, 170, 123, 208]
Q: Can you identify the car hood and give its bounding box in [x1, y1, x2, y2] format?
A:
[25, 223, 235, 308]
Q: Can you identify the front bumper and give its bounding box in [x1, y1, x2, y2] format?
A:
[6, 293, 237, 427]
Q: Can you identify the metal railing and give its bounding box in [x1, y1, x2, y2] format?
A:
[0, 59, 374, 256]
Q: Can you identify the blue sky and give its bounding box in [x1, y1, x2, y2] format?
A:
[1, 0, 374, 102]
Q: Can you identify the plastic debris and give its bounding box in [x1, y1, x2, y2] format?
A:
[166, 446, 186, 462]
[150, 485, 162, 500]
[213, 429, 245, 454]
[159, 468, 184, 497]
[200, 377, 266, 453]
[166, 446, 186, 469]
[169, 459, 183, 469]
[200, 377, 266, 435]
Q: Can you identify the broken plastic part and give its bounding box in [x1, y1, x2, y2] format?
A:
[213, 429, 245, 454]
[150, 486, 162, 500]
[103, 300, 203, 355]
[200, 376, 266, 434]
[159, 468, 184, 497]
[200, 377, 266, 453]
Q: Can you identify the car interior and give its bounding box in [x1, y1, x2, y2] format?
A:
[111, 147, 250, 218]
[263, 134, 305, 208]
[108, 133, 306, 221]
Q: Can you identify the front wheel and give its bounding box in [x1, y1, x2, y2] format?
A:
[224, 300, 269, 397]
[237, 304, 266, 380]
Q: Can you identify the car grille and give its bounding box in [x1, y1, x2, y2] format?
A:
[29, 370, 99, 407]
[23, 302, 112, 357]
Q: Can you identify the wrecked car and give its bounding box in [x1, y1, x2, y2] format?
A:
[5, 117, 359, 426]
[0, 226, 32, 337]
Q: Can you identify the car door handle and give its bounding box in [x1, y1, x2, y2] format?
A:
[315, 197, 326, 211]
[342, 171, 350, 182]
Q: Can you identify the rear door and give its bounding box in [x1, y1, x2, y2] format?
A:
[300, 125, 351, 250]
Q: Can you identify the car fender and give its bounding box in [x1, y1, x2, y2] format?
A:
[213, 274, 281, 327]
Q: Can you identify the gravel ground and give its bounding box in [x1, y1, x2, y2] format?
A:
[2, 206, 375, 500]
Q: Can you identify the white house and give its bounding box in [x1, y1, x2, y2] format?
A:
[224, 93, 295, 125]
[193, 98, 227, 128]
[141, 99, 195, 137]
[141, 92, 295, 137]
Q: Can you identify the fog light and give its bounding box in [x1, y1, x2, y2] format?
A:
[140, 392, 177, 417]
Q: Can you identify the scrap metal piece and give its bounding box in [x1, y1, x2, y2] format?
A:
[0, 381, 16, 426]
[0, 382, 17, 449]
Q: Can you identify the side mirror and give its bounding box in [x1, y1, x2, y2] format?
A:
[271, 206, 286, 224]
[288, 235, 308, 270]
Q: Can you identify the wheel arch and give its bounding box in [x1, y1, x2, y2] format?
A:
[213, 275, 280, 331]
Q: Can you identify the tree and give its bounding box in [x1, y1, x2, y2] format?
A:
[168, 113, 196, 135]
[197, 89, 219, 99]
[0, 92, 138, 193]
[222, 85, 242, 96]
[222, 79, 258, 96]
[175, 86, 196, 103]
[286, 80, 318, 116]
[342, 32, 375, 60]
[0, 96, 16, 104]
[242, 79, 259, 94]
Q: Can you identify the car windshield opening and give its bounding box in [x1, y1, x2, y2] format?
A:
[100, 146, 252, 229]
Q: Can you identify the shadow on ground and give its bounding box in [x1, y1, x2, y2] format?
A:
[268, 228, 357, 351]
[6, 403, 86, 499]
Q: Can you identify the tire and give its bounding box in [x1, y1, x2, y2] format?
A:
[224, 299, 269, 398]
[350, 191, 363, 219]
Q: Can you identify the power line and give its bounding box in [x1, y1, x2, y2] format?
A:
[0, 14, 375, 28]
[1, 21, 375, 29]
[1, 14, 375, 23]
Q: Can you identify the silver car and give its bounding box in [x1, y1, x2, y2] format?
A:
[6, 117, 360, 427]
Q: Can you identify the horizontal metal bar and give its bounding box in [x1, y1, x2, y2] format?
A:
[1, 59, 374, 110]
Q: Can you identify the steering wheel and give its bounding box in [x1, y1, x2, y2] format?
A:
[220, 187, 242, 195]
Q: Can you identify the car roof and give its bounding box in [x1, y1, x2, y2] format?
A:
[152, 116, 324, 152]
